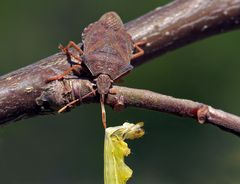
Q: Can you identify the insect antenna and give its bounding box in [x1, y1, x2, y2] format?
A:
[100, 94, 107, 129]
[58, 89, 97, 113]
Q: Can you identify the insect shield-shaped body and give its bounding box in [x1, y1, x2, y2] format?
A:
[81, 12, 135, 128]
[47, 12, 145, 128]
[82, 12, 133, 94]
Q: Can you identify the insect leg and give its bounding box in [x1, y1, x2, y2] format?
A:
[46, 64, 81, 83]
[59, 41, 84, 63]
[131, 41, 146, 60]
[58, 98, 81, 113]
[58, 88, 97, 113]
[60, 41, 84, 55]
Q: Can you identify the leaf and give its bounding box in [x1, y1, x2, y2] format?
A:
[104, 122, 144, 184]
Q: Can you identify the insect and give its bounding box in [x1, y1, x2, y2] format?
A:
[47, 12, 145, 128]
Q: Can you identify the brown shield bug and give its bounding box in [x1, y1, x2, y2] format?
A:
[47, 12, 145, 128]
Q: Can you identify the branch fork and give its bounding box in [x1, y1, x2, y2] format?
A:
[1, 0, 240, 136]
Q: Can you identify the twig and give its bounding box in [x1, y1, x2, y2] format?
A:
[107, 87, 240, 136]
[18, 78, 240, 136]
[0, 0, 240, 136]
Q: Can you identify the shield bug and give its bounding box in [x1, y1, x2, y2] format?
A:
[47, 12, 145, 128]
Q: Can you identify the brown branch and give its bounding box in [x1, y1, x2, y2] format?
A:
[127, 0, 240, 66]
[107, 87, 240, 136]
[16, 78, 240, 136]
[0, 0, 240, 136]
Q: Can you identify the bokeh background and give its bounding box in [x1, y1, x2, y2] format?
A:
[0, 0, 240, 184]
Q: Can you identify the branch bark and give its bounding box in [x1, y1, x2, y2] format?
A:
[107, 87, 240, 136]
[0, 0, 240, 136]
[127, 0, 240, 66]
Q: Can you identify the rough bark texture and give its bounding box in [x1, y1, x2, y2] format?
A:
[0, 0, 240, 136]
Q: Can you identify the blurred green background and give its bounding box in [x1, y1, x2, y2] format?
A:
[0, 0, 240, 184]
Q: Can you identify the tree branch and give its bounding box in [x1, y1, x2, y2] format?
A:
[107, 87, 240, 136]
[16, 78, 240, 136]
[0, 0, 240, 136]
[127, 0, 240, 66]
